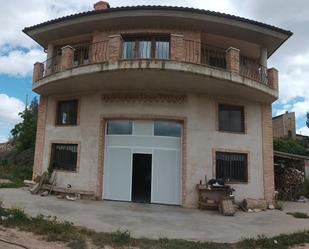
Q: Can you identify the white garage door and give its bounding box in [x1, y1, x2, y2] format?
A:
[103, 120, 182, 205]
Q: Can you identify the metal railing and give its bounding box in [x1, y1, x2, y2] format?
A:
[240, 57, 268, 85]
[42, 52, 61, 77]
[184, 39, 226, 69]
[73, 40, 109, 66]
[38, 39, 269, 86]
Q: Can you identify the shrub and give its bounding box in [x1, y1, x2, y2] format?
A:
[287, 212, 309, 219]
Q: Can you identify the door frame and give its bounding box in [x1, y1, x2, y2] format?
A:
[96, 114, 187, 206]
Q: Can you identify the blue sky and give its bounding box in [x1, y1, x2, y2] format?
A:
[0, 0, 308, 142]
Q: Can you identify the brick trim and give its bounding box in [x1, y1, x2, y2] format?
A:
[32, 95, 48, 179]
[96, 114, 188, 206]
[261, 103, 275, 202]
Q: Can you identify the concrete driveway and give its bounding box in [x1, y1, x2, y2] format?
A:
[1, 188, 309, 243]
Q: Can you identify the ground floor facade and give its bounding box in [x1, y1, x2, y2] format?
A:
[33, 91, 274, 207]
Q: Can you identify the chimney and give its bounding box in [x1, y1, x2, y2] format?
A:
[94, 1, 110, 10]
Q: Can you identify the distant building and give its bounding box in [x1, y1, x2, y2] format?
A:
[272, 111, 296, 138]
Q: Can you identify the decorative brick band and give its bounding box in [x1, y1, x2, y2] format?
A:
[101, 92, 187, 104]
[32, 95, 48, 179]
[261, 103, 275, 202]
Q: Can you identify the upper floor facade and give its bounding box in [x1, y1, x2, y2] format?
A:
[24, 1, 292, 103]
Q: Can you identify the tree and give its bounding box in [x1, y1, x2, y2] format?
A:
[307, 111, 309, 128]
[10, 97, 38, 152]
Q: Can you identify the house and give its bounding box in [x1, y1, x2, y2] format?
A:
[24, 1, 292, 207]
[272, 111, 309, 145]
[273, 111, 296, 138]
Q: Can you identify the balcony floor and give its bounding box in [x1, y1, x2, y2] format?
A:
[33, 60, 277, 103]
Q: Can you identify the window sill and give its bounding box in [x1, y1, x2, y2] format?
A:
[217, 129, 246, 135]
[226, 181, 248, 185]
[54, 169, 78, 174]
[55, 124, 79, 127]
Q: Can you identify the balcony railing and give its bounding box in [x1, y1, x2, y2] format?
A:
[240, 56, 268, 85]
[33, 37, 277, 90]
[42, 52, 61, 77]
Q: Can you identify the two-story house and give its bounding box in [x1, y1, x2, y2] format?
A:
[24, 1, 292, 207]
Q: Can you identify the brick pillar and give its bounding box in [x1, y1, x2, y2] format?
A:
[226, 47, 240, 73]
[262, 103, 275, 203]
[32, 96, 48, 180]
[170, 34, 184, 61]
[32, 62, 44, 83]
[107, 35, 122, 61]
[60, 45, 74, 70]
[268, 68, 278, 90]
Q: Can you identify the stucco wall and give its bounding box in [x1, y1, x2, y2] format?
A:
[41, 92, 264, 207]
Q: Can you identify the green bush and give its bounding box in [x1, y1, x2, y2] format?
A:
[274, 137, 309, 156]
[287, 212, 309, 219]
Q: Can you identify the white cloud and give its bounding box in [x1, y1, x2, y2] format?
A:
[297, 126, 309, 136]
[0, 49, 45, 77]
[0, 136, 8, 143]
[0, 94, 24, 125]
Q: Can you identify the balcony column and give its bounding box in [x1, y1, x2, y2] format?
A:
[226, 47, 240, 73]
[260, 47, 268, 67]
[60, 45, 74, 70]
[33, 62, 44, 83]
[170, 34, 184, 61]
[107, 35, 122, 61]
[268, 68, 278, 90]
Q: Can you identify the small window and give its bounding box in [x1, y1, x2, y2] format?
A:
[154, 121, 181, 137]
[51, 144, 78, 171]
[216, 152, 248, 182]
[218, 104, 244, 133]
[56, 100, 78, 125]
[107, 120, 133, 135]
[122, 36, 170, 60]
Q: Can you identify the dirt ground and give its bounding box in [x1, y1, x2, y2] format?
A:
[0, 227, 134, 249]
[0, 227, 308, 249]
[0, 227, 69, 249]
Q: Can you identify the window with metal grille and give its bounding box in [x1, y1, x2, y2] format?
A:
[218, 104, 244, 133]
[216, 152, 248, 182]
[122, 35, 170, 60]
[51, 144, 78, 171]
[56, 99, 78, 125]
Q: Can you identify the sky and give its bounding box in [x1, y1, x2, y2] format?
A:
[0, 0, 308, 142]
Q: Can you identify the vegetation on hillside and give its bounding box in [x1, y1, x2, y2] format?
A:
[0, 97, 38, 183]
[273, 137, 309, 156]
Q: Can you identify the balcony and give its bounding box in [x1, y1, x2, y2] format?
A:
[32, 35, 278, 101]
